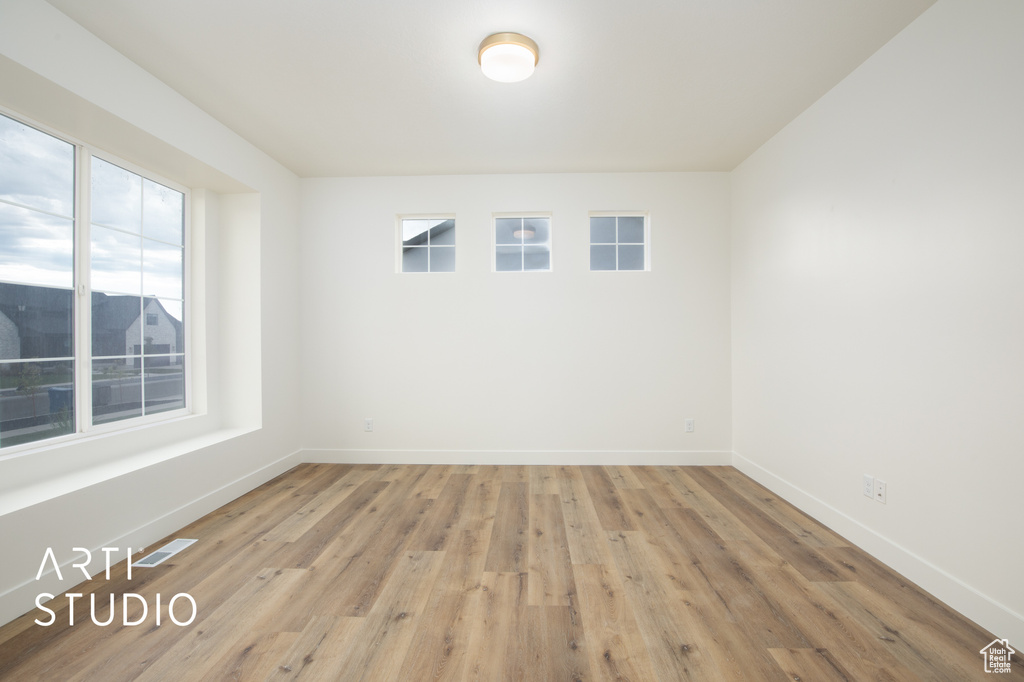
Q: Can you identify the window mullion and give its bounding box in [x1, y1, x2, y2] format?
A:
[75, 144, 94, 434]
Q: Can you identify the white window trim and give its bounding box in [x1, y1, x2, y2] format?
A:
[395, 214, 456, 274]
[0, 107, 192, 457]
[491, 212, 554, 273]
[588, 211, 651, 272]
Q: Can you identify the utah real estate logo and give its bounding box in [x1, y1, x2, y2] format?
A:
[980, 638, 1015, 674]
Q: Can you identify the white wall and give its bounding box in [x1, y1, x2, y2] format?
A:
[300, 173, 731, 464]
[731, 0, 1024, 646]
[0, 0, 302, 625]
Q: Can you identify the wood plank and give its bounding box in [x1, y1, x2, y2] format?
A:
[630, 465, 690, 511]
[397, 530, 487, 681]
[684, 467, 845, 582]
[714, 466, 849, 548]
[264, 615, 364, 680]
[529, 465, 562, 495]
[623, 490, 804, 679]
[605, 530, 728, 681]
[407, 464, 454, 501]
[528, 494, 576, 606]
[407, 473, 473, 552]
[332, 551, 447, 682]
[768, 648, 855, 681]
[558, 478, 614, 566]
[605, 465, 645, 489]
[580, 466, 636, 531]
[573, 563, 659, 682]
[134, 567, 308, 681]
[264, 465, 377, 542]
[483, 482, 529, 573]
[463, 572, 527, 682]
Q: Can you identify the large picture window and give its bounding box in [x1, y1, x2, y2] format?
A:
[0, 112, 188, 450]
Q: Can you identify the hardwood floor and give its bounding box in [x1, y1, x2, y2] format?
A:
[0, 464, 1016, 681]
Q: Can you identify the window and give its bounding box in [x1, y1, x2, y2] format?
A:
[400, 217, 455, 272]
[495, 216, 551, 272]
[590, 214, 647, 271]
[0, 111, 188, 450]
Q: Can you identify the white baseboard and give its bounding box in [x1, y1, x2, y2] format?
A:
[302, 449, 733, 466]
[0, 448, 303, 628]
[732, 450, 1024, 650]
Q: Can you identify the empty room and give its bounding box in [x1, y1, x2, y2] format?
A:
[0, 0, 1021, 679]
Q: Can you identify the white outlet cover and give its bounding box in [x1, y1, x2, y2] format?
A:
[874, 478, 887, 504]
[863, 474, 874, 498]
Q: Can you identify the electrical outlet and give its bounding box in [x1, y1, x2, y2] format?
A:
[685, 418, 695, 433]
[863, 474, 874, 498]
[874, 478, 887, 504]
[364, 417, 374, 432]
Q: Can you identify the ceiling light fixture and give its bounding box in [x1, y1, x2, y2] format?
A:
[513, 227, 536, 239]
[478, 32, 539, 83]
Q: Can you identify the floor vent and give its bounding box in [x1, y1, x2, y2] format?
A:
[132, 538, 197, 568]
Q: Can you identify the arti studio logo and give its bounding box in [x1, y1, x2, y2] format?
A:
[34, 547, 197, 627]
[981, 638, 1015, 674]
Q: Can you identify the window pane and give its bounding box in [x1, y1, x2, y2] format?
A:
[141, 299, 184, 354]
[590, 245, 616, 271]
[92, 157, 142, 233]
[0, 114, 74, 217]
[143, 238, 183, 300]
[402, 246, 428, 272]
[0, 359, 74, 449]
[402, 219, 430, 246]
[431, 246, 455, 272]
[92, 358, 142, 424]
[495, 218, 521, 245]
[92, 293, 141, 358]
[618, 244, 645, 270]
[142, 179, 184, 246]
[495, 245, 522, 271]
[0, 203, 74, 289]
[524, 245, 551, 271]
[146, 359, 184, 414]
[619, 216, 644, 243]
[590, 217, 616, 243]
[0, 283, 73, 360]
[430, 219, 455, 246]
[92, 225, 142, 295]
[523, 218, 549, 244]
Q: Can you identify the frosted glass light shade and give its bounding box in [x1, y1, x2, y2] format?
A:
[479, 33, 539, 83]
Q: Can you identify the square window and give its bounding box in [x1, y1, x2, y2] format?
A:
[589, 214, 648, 271]
[400, 218, 455, 272]
[494, 216, 551, 272]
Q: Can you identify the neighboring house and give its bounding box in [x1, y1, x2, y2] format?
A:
[0, 282, 73, 360]
[0, 283, 182, 364]
[123, 298, 184, 367]
[0, 309, 19, 360]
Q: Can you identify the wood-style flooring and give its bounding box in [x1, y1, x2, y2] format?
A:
[0, 464, 1016, 681]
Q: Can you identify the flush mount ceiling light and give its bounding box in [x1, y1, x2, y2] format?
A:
[478, 32, 539, 83]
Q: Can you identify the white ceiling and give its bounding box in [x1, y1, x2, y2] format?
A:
[46, 0, 935, 178]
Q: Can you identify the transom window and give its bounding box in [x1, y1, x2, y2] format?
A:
[495, 216, 551, 272]
[590, 214, 647, 271]
[400, 217, 455, 272]
[0, 111, 188, 451]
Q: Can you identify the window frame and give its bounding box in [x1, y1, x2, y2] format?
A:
[396, 214, 456, 274]
[0, 107, 192, 455]
[492, 212, 553, 273]
[588, 211, 650, 272]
